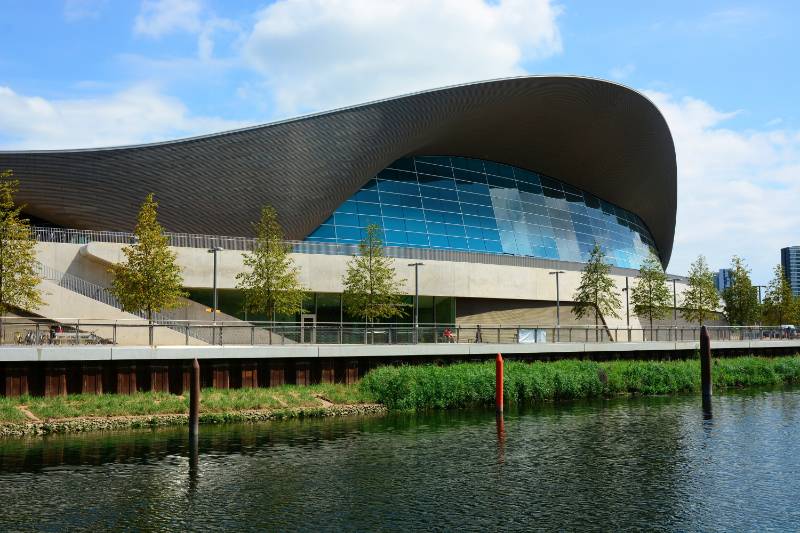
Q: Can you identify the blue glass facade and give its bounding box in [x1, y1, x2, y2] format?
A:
[306, 156, 657, 269]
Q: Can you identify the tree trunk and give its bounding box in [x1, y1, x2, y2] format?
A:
[148, 308, 154, 346]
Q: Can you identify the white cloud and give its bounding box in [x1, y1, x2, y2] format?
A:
[63, 0, 107, 21]
[133, 0, 237, 60]
[647, 91, 800, 282]
[241, 0, 563, 115]
[134, 0, 204, 37]
[0, 85, 248, 150]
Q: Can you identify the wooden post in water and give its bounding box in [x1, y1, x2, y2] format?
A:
[496, 353, 504, 413]
[700, 326, 712, 413]
[189, 358, 200, 439]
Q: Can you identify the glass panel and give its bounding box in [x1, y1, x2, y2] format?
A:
[306, 156, 658, 269]
[316, 293, 341, 322]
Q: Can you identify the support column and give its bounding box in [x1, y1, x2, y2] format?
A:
[149, 364, 170, 393]
[44, 365, 68, 397]
[5, 365, 30, 397]
[319, 358, 335, 384]
[241, 361, 258, 388]
[345, 359, 359, 385]
[295, 361, 310, 386]
[269, 360, 285, 387]
[178, 361, 193, 393]
[115, 363, 137, 394]
[81, 364, 103, 395]
[212, 362, 230, 389]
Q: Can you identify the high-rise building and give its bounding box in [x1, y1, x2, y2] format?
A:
[713, 268, 733, 293]
[782, 246, 800, 296]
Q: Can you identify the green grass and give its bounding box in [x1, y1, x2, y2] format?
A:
[0, 384, 370, 422]
[2, 357, 799, 423]
[22, 392, 187, 420]
[0, 397, 25, 422]
[359, 355, 800, 410]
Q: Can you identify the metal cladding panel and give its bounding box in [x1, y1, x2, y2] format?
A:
[0, 76, 677, 265]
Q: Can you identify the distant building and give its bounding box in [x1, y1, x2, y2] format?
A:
[782, 246, 800, 296]
[714, 268, 733, 293]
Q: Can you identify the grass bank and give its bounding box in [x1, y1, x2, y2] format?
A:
[0, 384, 375, 425]
[359, 355, 800, 410]
[2, 356, 799, 436]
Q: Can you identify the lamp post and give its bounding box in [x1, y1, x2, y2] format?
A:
[408, 262, 424, 343]
[208, 246, 223, 344]
[667, 277, 680, 342]
[621, 276, 630, 327]
[668, 278, 678, 323]
[549, 270, 565, 341]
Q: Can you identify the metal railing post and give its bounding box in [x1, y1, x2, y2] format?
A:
[75, 320, 80, 345]
[251, 324, 255, 345]
[113, 322, 117, 345]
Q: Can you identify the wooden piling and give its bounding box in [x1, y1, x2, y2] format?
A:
[700, 325, 712, 412]
[189, 358, 200, 439]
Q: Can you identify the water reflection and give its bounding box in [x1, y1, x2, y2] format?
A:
[0, 389, 799, 531]
[495, 412, 505, 464]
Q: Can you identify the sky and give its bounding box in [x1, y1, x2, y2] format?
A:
[0, 0, 798, 283]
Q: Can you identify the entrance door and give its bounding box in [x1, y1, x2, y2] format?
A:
[301, 314, 316, 344]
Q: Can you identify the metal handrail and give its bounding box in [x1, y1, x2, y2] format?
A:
[34, 263, 202, 339]
[30, 225, 681, 278]
[0, 318, 796, 347]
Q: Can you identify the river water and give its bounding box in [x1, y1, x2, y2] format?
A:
[1, 389, 799, 531]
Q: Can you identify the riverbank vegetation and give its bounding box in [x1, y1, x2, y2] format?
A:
[1, 356, 799, 430]
[0, 384, 373, 423]
[359, 355, 800, 410]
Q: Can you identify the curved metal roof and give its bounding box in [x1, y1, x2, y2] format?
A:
[0, 76, 677, 265]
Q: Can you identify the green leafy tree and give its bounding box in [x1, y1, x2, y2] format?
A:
[109, 193, 186, 345]
[762, 264, 798, 325]
[721, 255, 760, 325]
[342, 224, 406, 323]
[572, 244, 621, 340]
[236, 206, 306, 322]
[630, 251, 672, 335]
[680, 255, 719, 325]
[0, 170, 43, 340]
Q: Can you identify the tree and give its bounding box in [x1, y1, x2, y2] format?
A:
[0, 170, 42, 340]
[342, 224, 406, 323]
[680, 255, 719, 325]
[236, 206, 306, 322]
[630, 251, 671, 335]
[721, 255, 760, 325]
[572, 244, 621, 340]
[762, 264, 798, 326]
[109, 193, 186, 345]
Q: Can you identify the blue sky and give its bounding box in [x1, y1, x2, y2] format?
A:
[1, 0, 798, 283]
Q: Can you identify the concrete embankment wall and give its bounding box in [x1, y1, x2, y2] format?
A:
[2, 340, 799, 397]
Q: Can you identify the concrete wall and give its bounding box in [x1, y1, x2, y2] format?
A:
[35, 241, 706, 330]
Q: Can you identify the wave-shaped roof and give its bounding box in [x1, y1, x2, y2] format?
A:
[0, 76, 677, 265]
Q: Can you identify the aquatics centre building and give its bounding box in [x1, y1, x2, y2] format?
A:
[0, 75, 681, 336]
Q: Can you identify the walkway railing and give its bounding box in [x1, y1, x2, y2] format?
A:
[0, 319, 795, 347]
[34, 263, 200, 339]
[30, 226, 671, 277]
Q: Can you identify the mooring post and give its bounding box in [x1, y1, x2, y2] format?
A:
[189, 358, 200, 438]
[496, 353, 504, 413]
[700, 325, 712, 413]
